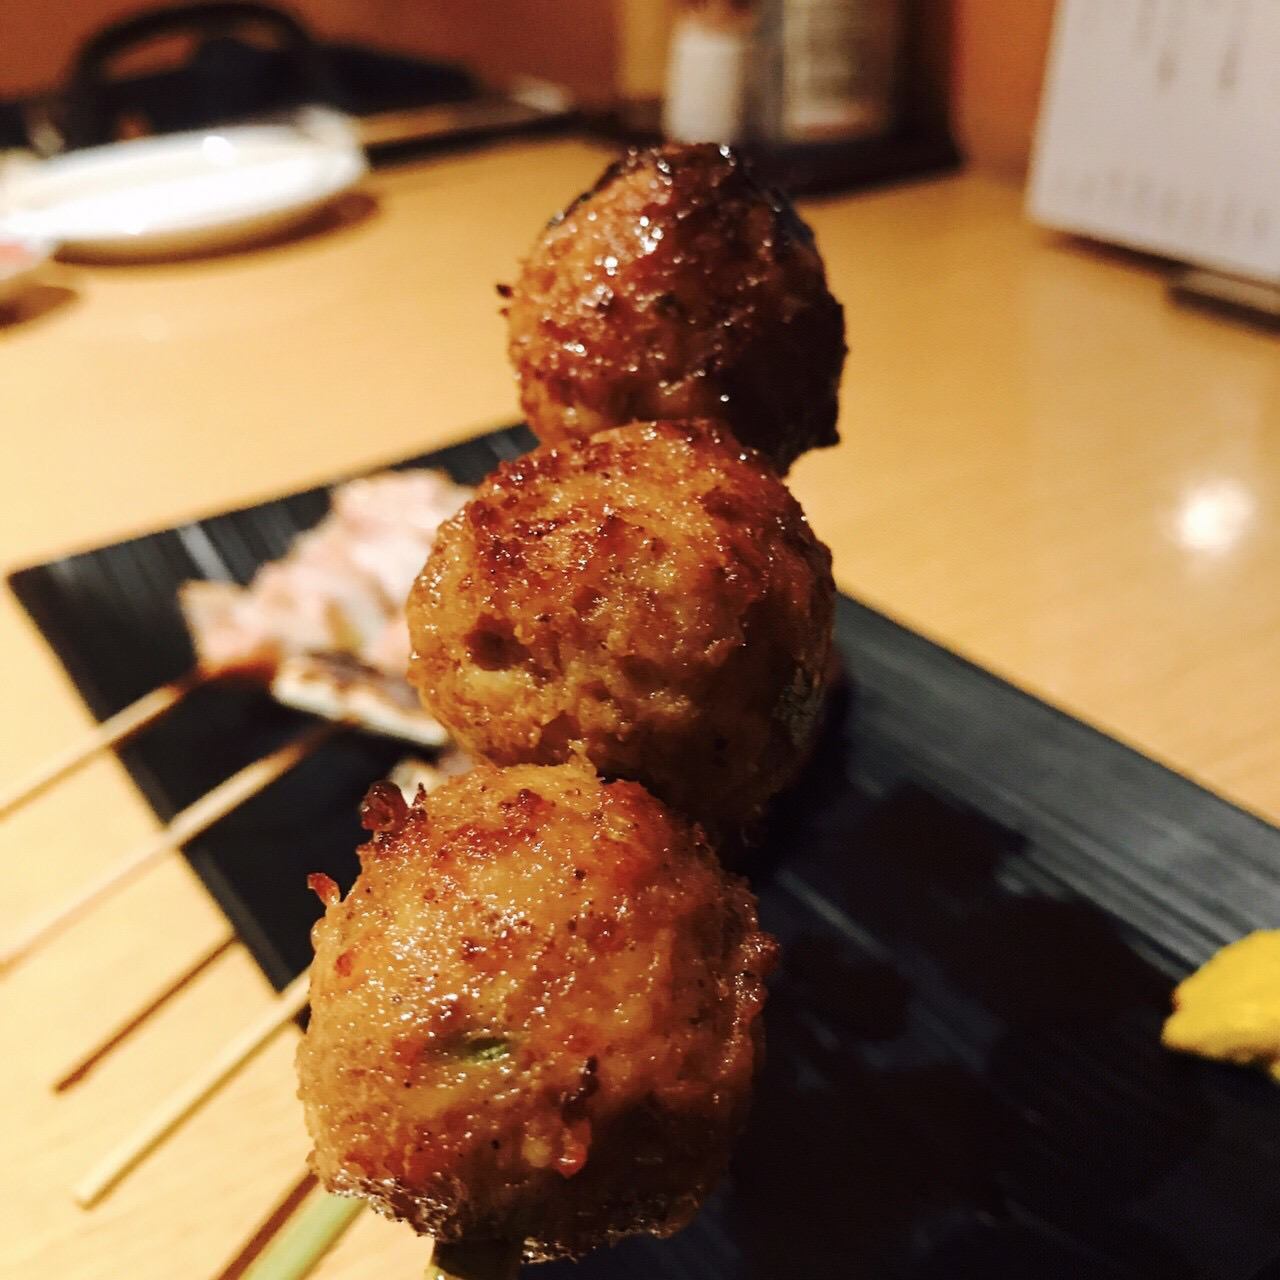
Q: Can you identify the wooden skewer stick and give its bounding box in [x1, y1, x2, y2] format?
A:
[237, 1186, 364, 1280]
[222, 1179, 519, 1280]
[211, 1169, 320, 1280]
[0, 721, 340, 976]
[222, 1188, 521, 1280]
[0, 674, 200, 821]
[53, 931, 238, 1092]
[74, 967, 312, 1207]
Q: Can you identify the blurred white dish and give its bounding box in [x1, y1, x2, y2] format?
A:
[0, 110, 367, 260]
[0, 234, 55, 305]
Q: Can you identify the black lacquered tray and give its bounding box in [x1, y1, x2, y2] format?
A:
[11, 426, 1280, 1280]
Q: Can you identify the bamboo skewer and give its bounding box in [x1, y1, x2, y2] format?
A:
[222, 1178, 522, 1280]
[0, 721, 340, 976]
[212, 1170, 319, 1280]
[75, 967, 313, 1207]
[238, 1190, 365, 1280]
[53, 931, 237, 1092]
[0, 675, 199, 821]
[51, 758, 440, 1091]
[70, 757, 447, 1209]
[41, 678, 521, 1269]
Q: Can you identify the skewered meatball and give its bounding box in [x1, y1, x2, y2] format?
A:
[506, 143, 846, 474]
[296, 762, 776, 1261]
[406, 420, 836, 836]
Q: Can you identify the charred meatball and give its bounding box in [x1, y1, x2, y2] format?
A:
[407, 420, 836, 835]
[506, 143, 846, 474]
[296, 762, 776, 1260]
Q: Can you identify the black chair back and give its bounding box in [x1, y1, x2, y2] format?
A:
[55, 2, 331, 151]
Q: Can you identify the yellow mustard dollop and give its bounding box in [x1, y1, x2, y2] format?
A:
[1163, 931, 1280, 1082]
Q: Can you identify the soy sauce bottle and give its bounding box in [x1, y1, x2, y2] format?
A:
[663, 0, 956, 196]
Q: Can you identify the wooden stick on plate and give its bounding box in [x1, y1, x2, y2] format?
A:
[49, 755, 446, 1090]
[53, 930, 237, 1092]
[0, 675, 200, 821]
[237, 1186, 364, 1280]
[223, 1182, 521, 1280]
[71, 757, 450, 1207]
[0, 721, 340, 976]
[212, 1169, 320, 1280]
[74, 967, 313, 1207]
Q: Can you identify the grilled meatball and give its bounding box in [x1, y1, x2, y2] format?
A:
[406, 420, 836, 836]
[296, 762, 776, 1260]
[506, 143, 846, 474]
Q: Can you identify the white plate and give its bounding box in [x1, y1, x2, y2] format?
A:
[0, 110, 367, 261]
[0, 234, 55, 305]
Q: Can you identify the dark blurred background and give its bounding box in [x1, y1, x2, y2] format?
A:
[0, 0, 1056, 175]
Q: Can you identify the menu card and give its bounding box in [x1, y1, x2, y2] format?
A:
[1028, 0, 1280, 284]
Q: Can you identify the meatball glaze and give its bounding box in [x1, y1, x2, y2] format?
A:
[506, 143, 846, 474]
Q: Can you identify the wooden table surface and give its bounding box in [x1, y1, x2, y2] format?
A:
[1, 137, 1276, 1280]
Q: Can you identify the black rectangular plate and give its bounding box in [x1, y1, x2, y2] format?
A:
[11, 426, 1280, 1280]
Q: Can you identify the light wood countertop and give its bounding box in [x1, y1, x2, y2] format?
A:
[1, 137, 1276, 1280]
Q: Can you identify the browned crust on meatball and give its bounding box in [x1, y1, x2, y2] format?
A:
[406, 420, 836, 836]
[506, 143, 846, 474]
[296, 762, 777, 1260]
